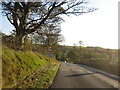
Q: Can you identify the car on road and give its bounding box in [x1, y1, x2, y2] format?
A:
[64, 61, 66, 63]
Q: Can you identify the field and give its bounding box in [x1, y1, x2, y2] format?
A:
[78, 59, 119, 76]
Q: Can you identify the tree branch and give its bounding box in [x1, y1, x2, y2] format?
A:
[27, 2, 57, 34]
[2, 2, 16, 14]
[5, 13, 14, 25]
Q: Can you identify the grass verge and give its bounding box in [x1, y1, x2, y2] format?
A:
[2, 46, 60, 88]
[14, 63, 60, 88]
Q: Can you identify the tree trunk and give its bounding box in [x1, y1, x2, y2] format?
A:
[15, 34, 26, 50]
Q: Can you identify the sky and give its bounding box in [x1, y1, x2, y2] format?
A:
[60, 0, 119, 49]
[0, 0, 119, 49]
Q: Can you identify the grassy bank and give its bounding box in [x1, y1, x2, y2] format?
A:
[2, 46, 60, 88]
[78, 60, 119, 76]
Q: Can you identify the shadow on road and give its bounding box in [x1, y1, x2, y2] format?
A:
[65, 73, 96, 77]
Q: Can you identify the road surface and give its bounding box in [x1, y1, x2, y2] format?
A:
[50, 62, 119, 88]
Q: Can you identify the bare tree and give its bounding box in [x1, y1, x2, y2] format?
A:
[2, 1, 97, 49]
[29, 21, 64, 47]
[79, 40, 84, 60]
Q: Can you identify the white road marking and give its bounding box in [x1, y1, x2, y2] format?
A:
[61, 68, 84, 72]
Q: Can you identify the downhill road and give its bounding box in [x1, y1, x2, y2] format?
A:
[50, 62, 119, 88]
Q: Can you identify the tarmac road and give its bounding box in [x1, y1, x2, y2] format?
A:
[50, 62, 119, 88]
